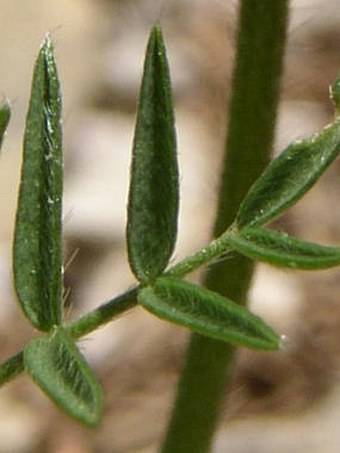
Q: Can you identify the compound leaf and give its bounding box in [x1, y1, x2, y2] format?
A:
[138, 278, 279, 350]
[237, 92, 340, 228]
[13, 36, 63, 331]
[0, 100, 10, 150]
[227, 227, 340, 270]
[24, 327, 102, 427]
[127, 26, 179, 283]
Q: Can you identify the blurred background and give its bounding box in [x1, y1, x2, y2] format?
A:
[1, 0, 340, 451]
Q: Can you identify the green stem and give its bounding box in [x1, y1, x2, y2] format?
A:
[65, 286, 139, 339]
[161, 2, 289, 452]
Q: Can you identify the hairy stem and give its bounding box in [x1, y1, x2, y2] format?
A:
[0, 229, 236, 385]
[161, 2, 289, 452]
[65, 286, 139, 339]
[65, 229, 235, 338]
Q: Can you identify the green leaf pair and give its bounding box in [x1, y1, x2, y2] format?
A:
[223, 73, 340, 271]
[12, 37, 102, 428]
[127, 27, 279, 351]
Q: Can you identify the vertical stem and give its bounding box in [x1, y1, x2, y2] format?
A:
[161, 1, 289, 452]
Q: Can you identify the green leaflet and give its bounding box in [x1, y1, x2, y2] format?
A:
[227, 227, 340, 270]
[13, 36, 63, 331]
[24, 327, 102, 427]
[126, 26, 179, 283]
[0, 100, 10, 150]
[138, 278, 279, 350]
[236, 93, 340, 228]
